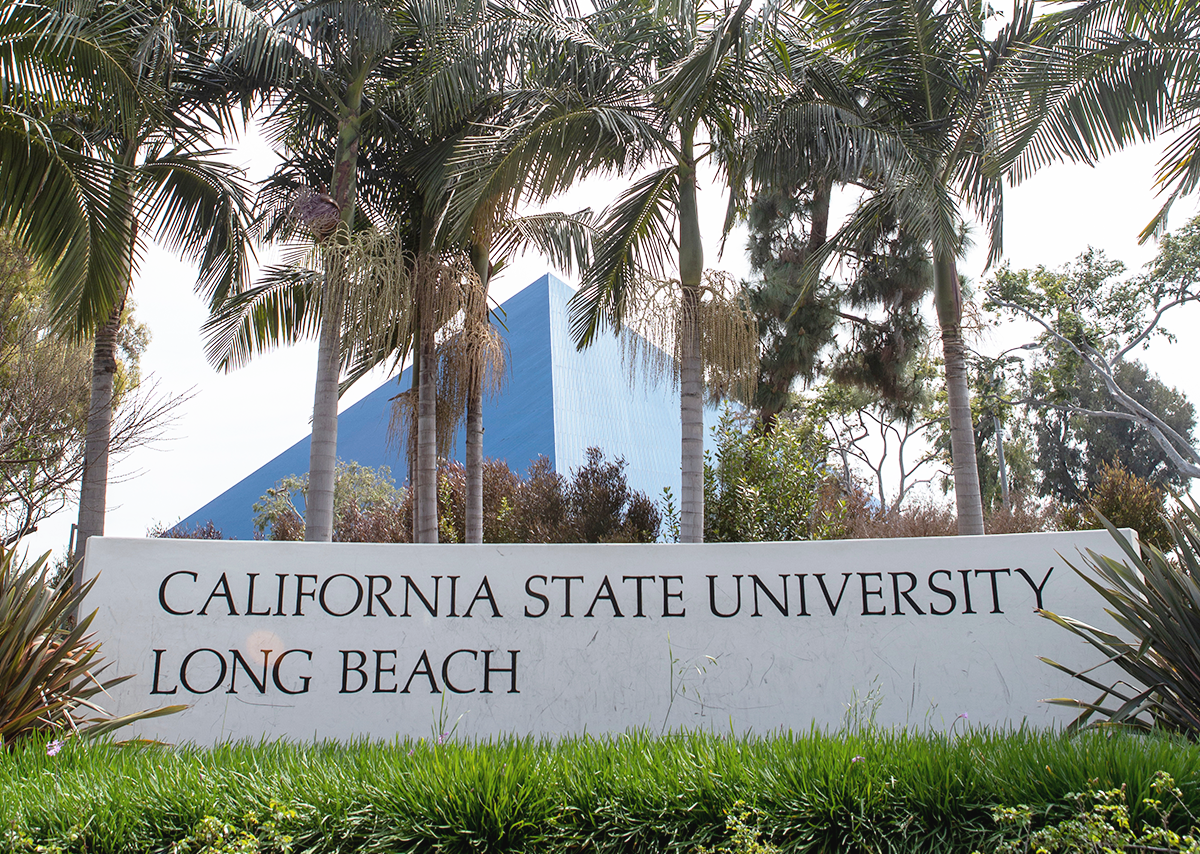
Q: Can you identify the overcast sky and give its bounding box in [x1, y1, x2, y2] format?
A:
[17, 130, 1200, 560]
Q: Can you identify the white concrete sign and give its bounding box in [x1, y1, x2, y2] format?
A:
[82, 531, 1130, 743]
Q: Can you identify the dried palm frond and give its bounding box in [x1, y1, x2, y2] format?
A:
[413, 249, 477, 328]
[386, 383, 466, 469]
[437, 284, 509, 416]
[385, 251, 490, 466]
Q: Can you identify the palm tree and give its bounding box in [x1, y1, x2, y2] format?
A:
[458, 214, 592, 543]
[448, 0, 765, 542]
[1, 0, 254, 559]
[199, 0, 444, 541]
[204, 0, 540, 542]
[781, 0, 1177, 534]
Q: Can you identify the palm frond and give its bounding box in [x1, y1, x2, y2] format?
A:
[654, 0, 754, 122]
[0, 118, 132, 335]
[491, 208, 596, 276]
[202, 260, 323, 371]
[570, 165, 679, 347]
[0, 0, 143, 130]
[445, 97, 663, 242]
[137, 149, 256, 308]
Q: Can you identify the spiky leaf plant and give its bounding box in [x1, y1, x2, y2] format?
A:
[0, 543, 184, 747]
[1039, 504, 1200, 737]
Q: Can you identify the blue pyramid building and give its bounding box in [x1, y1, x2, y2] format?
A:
[179, 274, 702, 539]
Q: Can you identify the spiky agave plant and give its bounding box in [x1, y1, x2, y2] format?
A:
[0, 543, 184, 747]
[1039, 504, 1200, 737]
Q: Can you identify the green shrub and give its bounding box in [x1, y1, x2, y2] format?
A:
[704, 410, 846, 541]
[1060, 461, 1171, 551]
[252, 451, 659, 543]
[979, 772, 1199, 854]
[478, 449, 660, 543]
[252, 461, 407, 542]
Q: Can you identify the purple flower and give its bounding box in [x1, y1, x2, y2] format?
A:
[851, 755, 864, 764]
[438, 731, 449, 745]
[46, 739, 65, 757]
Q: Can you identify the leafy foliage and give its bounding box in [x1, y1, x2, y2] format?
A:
[1060, 462, 1172, 552]
[149, 520, 226, 540]
[1040, 501, 1200, 737]
[428, 451, 661, 544]
[986, 237, 1200, 498]
[0, 232, 153, 545]
[0, 542, 183, 747]
[928, 351, 1041, 513]
[1035, 360, 1195, 498]
[252, 462, 406, 543]
[741, 190, 932, 429]
[252, 451, 659, 544]
[981, 772, 1199, 854]
[697, 801, 778, 854]
[704, 409, 846, 542]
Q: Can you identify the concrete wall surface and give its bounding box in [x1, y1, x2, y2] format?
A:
[82, 530, 1133, 743]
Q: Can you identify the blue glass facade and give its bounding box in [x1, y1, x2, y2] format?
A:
[177, 274, 704, 539]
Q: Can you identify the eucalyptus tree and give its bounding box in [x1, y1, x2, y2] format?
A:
[0, 0, 254, 558]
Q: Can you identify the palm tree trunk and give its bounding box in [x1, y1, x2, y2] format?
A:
[413, 204, 440, 543]
[73, 301, 122, 566]
[305, 73, 365, 542]
[415, 265, 439, 543]
[678, 132, 705, 543]
[306, 277, 342, 541]
[934, 252, 985, 535]
[465, 242, 490, 544]
[73, 168, 135, 569]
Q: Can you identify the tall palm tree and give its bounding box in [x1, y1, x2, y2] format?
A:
[1, 0, 254, 559]
[448, 0, 766, 543]
[572, 0, 767, 543]
[458, 214, 592, 543]
[785, 0, 1177, 534]
[200, 0, 443, 541]
[204, 0, 532, 542]
[792, 0, 1199, 533]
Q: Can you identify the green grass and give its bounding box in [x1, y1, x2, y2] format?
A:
[2, 728, 1199, 853]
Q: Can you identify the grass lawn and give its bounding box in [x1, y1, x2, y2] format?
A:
[3, 727, 1199, 853]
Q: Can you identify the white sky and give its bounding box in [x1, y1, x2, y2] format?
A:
[18, 130, 1200, 561]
